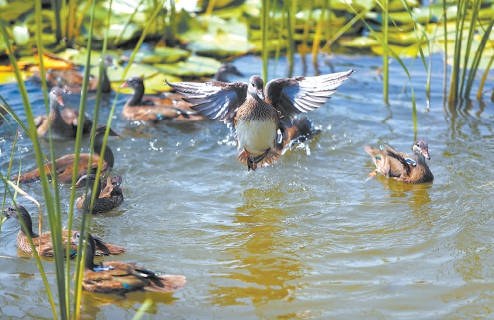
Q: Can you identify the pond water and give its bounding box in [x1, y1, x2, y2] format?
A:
[1, 53, 494, 319]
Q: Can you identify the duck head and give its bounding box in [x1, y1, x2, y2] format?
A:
[413, 139, 430, 160]
[248, 75, 265, 100]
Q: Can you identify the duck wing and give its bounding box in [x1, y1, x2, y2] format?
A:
[166, 80, 248, 132]
[265, 69, 353, 126]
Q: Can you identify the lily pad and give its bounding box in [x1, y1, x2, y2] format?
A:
[154, 55, 221, 77]
[0, 0, 34, 21]
[370, 43, 431, 58]
[339, 37, 381, 48]
[128, 47, 190, 64]
[179, 13, 254, 58]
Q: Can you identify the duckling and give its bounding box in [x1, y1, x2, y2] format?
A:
[167, 69, 353, 170]
[75, 174, 123, 214]
[12, 125, 119, 184]
[121, 77, 204, 122]
[33, 55, 116, 94]
[2, 204, 126, 257]
[71, 231, 186, 294]
[363, 139, 434, 183]
[35, 86, 92, 139]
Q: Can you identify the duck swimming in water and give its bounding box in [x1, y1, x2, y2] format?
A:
[363, 139, 434, 183]
[75, 174, 124, 214]
[2, 204, 126, 257]
[71, 231, 185, 294]
[13, 125, 119, 184]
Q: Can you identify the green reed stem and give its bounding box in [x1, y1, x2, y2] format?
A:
[442, 0, 448, 100]
[70, 1, 103, 318]
[459, 0, 481, 97]
[122, 2, 164, 80]
[311, 0, 327, 67]
[448, 0, 467, 103]
[115, 0, 146, 45]
[284, 0, 295, 77]
[322, 8, 371, 52]
[261, 0, 270, 82]
[0, 20, 60, 319]
[382, 0, 389, 104]
[133, 299, 153, 320]
[50, 0, 62, 41]
[464, 3, 492, 97]
[476, 46, 494, 100]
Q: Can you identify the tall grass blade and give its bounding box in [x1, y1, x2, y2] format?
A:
[458, 0, 481, 97]
[448, 0, 467, 103]
[50, 0, 62, 41]
[466, 14, 493, 97]
[312, 0, 327, 68]
[382, 0, 389, 104]
[347, 1, 418, 134]
[284, 0, 295, 77]
[133, 299, 154, 320]
[442, 0, 448, 100]
[261, 0, 270, 82]
[476, 49, 494, 100]
[0, 18, 64, 319]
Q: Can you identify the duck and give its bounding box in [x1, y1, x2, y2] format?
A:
[71, 231, 186, 294]
[363, 139, 434, 183]
[12, 125, 119, 184]
[120, 77, 204, 122]
[2, 204, 126, 257]
[35, 86, 93, 139]
[74, 174, 124, 214]
[33, 55, 116, 94]
[167, 69, 353, 170]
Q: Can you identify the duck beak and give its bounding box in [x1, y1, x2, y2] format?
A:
[120, 81, 128, 88]
[257, 89, 265, 100]
[422, 149, 430, 160]
[1, 215, 7, 223]
[57, 96, 66, 107]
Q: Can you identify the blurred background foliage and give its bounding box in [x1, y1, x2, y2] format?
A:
[0, 0, 491, 96]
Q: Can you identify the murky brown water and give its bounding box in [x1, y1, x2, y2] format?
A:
[1, 54, 494, 319]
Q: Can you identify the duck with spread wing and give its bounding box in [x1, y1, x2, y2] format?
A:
[167, 69, 353, 170]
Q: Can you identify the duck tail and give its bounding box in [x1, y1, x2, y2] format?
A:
[11, 168, 42, 183]
[144, 275, 186, 293]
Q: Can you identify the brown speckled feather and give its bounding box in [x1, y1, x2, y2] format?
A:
[363, 139, 434, 184]
[12, 125, 117, 184]
[121, 77, 204, 122]
[72, 232, 185, 294]
[3, 205, 125, 257]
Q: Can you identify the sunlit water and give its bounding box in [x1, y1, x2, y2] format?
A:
[1, 54, 494, 319]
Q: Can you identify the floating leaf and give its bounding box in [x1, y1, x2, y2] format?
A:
[129, 47, 190, 64]
[0, 0, 34, 21]
[154, 55, 221, 77]
[340, 36, 381, 48]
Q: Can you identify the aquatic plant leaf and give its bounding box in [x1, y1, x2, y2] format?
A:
[154, 55, 221, 77]
[105, 62, 160, 82]
[0, 0, 34, 21]
[339, 37, 381, 48]
[371, 43, 431, 58]
[131, 47, 190, 64]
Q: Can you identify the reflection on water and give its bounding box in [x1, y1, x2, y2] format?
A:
[0, 53, 494, 318]
[209, 186, 304, 307]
